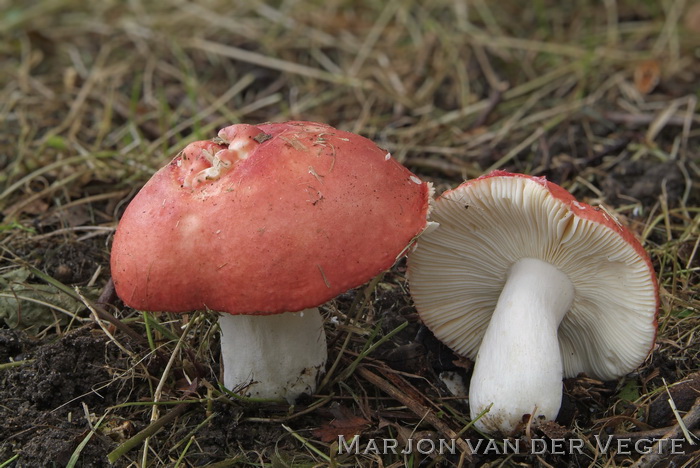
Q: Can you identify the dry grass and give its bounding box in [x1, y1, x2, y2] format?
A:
[1, 0, 699, 467]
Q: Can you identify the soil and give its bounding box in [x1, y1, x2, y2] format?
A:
[0, 327, 125, 467]
[2, 280, 697, 467]
[0, 324, 318, 467]
[2, 2, 698, 466]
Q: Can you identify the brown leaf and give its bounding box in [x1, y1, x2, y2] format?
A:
[634, 60, 661, 95]
[312, 404, 370, 443]
[536, 420, 571, 440]
[2, 198, 49, 217]
[452, 355, 474, 372]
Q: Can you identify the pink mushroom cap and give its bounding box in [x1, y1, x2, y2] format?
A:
[111, 121, 430, 314]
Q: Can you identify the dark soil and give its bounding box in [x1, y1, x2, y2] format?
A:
[2, 1, 698, 466]
[1, 274, 699, 467]
[0, 324, 306, 467]
[0, 327, 126, 467]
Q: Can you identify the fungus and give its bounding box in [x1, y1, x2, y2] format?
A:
[407, 171, 658, 433]
[111, 121, 430, 402]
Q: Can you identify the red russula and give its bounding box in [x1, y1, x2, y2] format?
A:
[111, 121, 430, 401]
[408, 170, 658, 434]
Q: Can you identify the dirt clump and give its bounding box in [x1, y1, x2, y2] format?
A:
[0, 327, 130, 467]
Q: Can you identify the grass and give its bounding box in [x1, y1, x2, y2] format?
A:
[1, 0, 699, 466]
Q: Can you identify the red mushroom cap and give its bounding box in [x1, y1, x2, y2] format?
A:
[111, 121, 430, 314]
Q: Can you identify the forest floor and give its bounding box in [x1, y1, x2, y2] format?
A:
[1, 1, 699, 467]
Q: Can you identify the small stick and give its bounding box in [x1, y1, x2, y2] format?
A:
[107, 403, 189, 464]
[83, 293, 152, 349]
[607, 427, 700, 442]
[602, 111, 700, 127]
[96, 277, 117, 306]
[472, 87, 503, 129]
[356, 365, 473, 461]
[28, 266, 150, 350]
[632, 397, 700, 468]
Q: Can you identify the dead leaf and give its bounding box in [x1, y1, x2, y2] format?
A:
[312, 404, 370, 443]
[634, 60, 661, 95]
[452, 354, 474, 372]
[536, 420, 571, 440]
[2, 198, 49, 217]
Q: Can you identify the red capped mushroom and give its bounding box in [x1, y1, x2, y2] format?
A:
[407, 171, 658, 433]
[111, 121, 430, 402]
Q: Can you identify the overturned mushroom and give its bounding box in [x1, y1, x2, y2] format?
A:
[407, 171, 658, 433]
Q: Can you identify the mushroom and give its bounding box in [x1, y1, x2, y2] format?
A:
[111, 121, 431, 402]
[407, 170, 658, 434]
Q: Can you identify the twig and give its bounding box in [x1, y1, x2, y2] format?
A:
[632, 397, 700, 468]
[28, 267, 152, 349]
[96, 277, 117, 306]
[356, 365, 473, 461]
[608, 427, 700, 442]
[81, 291, 153, 349]
[472, 87, 504, 129]
[602, 111, 700, 127]
[190, 38, 372, 90]
[107, 403, 190, 464]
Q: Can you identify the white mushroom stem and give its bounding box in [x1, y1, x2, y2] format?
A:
[218, 308, 327, 404]
[469, 258, 575, 434]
